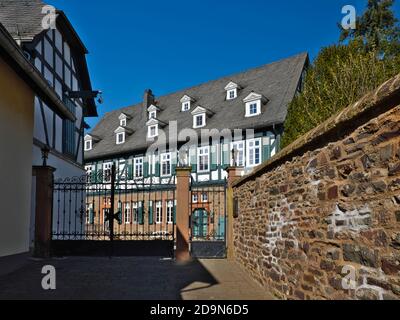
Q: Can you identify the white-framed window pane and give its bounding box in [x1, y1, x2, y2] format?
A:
[85, 140, 92, 151]
[198, 147, 209, 172]
[156, 202, 162, 224]
[134, 158, 143, 178]
[161, 153, 171, 176]
[167, 201, 174, 224]
[124, 203, 131, 224]
[103, 163, 112, 182]
[247, 139, 261, 166]
[232, 141, 244, 166]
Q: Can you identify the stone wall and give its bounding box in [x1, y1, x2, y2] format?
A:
[232, 74, 400, 300]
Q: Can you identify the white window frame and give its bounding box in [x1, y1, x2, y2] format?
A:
[201, 193, 208, 203]
[86, 203, 93, 225]
[156, 201, 163, 224]
[124, 202, 131, 224]
[182, 102, 190, 111]
[120, 118, 127, 127]
[198, 146, 210, 173]
[148, 125, 158, 138]
[149, 111, 157, 119]
[246, 138, 262, 167]
[134, 157, 144, 178]
[85, 165, 93, 182]
[161, 152, 172, 177]
[231, 141, 245, 167]
[103, 162, 113, 183]
[166, 201, 174, 224]
[193, 113, 206, 129]
[245, 100, 261, 117]
[227, 89, 237, 100]
[116, 132, 125, 145]
[192, 194, 198, 203]
[84, 139, 92, 151]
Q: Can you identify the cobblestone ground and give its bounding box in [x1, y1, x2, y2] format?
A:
[0, 257, 274, 300]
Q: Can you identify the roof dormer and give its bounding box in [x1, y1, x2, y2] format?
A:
[180, 95, 195, 112]
[243, 92, 268, 117]
[191, 106, 214, 129]
[225, 81, 241, 100]
[114, 126, 134, 145]
[146, 118, 167, 139]
[147, 104, 161, 120]
[118, 112, 132, 127]
[84, 134, 100, 151]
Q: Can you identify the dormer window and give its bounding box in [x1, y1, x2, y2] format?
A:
[228, 89, 237, 100]
[225, 81, 241, 100]
[194, 114, 205, 128]
[84, 134, 100, 151]
[148, 125, 158, 138]
[243, 92, 268, 117]
[147, 104, 160, 120]
[146, 118, 166, 139]
[116, 132, 125, 144]
[114, 126, 133, 145]
[180, 95, 195, 112]
[191, 106, 214, 129]
[119, 113, 132, 127]
[85, 139, 92, 151]
[149, 111, 156, 119]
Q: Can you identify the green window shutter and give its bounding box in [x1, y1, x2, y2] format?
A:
[172, 164, 177, 175]
[222, 145, 230, 170]
[190, 152, 197, 173]
[155, 160, 160, 177]
[211, 146, 218, 171]
[263, 143, 271, 162]
[138, 203, 144, 225]
[89, 208, 94, 224]
[118, 202, 122, 225]
[148, 202, 154, 225]
[90, 167, 96, 183]
[143, 161, 149, 178]
[173, 205, 176, 224]
[127, 163, 133, 180]
[97, 169, 103, 183]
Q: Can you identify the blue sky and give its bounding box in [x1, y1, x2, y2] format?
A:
[47, 0, 400, 129]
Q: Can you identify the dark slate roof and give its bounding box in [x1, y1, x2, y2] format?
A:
[0, 0, 97, 116]
[0, 0, 46, 40]
[85, 52, 308, 161]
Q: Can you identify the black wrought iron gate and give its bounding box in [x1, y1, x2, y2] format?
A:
[189, 180, 227, 258]
[51, 165, 176, 257]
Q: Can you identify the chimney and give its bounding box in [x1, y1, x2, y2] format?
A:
[143, 89, 155, 108]
[143, 89, 155, 120]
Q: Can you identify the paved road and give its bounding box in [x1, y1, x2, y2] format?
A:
[0, 257, 274, 300]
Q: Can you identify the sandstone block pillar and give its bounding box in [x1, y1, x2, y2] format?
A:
[33, 166, 55, 258]
[175, 167, 192, 262]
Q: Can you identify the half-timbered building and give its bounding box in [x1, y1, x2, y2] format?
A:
[0, 0, 99, 248]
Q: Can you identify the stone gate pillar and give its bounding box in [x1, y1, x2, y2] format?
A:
[175, 167, 192, 262]
[226, 166, 244, 260]
[32, 166, 56, 258]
